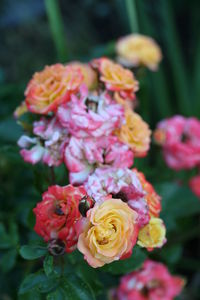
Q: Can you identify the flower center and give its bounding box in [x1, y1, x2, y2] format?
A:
[85, 97, 98, 113]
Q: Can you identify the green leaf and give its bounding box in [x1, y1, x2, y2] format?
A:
[19, 245, 47, 260]
[19, 271, 47, 294]
[62, 274, 95, 300]
[0, 249, 17, 272]
[46, 288, 66, 300]
[101, 246, 146, 275]
[76, 262, 102, 295]
[43, 255, 54, 276]
[19, 270, 58, 295]
[0, 222, 18, 249]
[157, 183, 200, 219]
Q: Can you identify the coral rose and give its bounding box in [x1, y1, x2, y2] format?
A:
[189, 175, 200, 198]
[116, 109, 151, 157]
[113, 259, 185, 300]
[137, 217, 166, 250]
[133, 169, 161, 217]
[25, 64, 83, 114]
[116, 34, 162, 71]
[77, 198, 139, 267]
[33, 185, 91, 253]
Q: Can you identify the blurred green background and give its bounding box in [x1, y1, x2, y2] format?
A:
[0, 0, 200, 299]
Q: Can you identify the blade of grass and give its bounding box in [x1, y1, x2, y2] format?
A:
[137, 0, 173, 118]
[125, 0, 139, 33]
[159, 0, 191, 115]
[45, 0, 68, 62]
[194, 38, 200, 117]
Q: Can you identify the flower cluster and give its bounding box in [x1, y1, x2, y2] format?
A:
[16, 50, 166, 268]
[111, 260, 185, 300]
[154, 115, 200, 198]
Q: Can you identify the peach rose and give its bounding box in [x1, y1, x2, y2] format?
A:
[97, 58, 139, 99]
[25, 64, 83, 114]
[116, 109, 151, 157]
[116, 34, 162, 71]
[69, 62, 98, 90]
[137, 217, 166, 250]
[77, 198, 138, 268]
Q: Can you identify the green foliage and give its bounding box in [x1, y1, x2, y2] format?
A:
[20, 245, 48, 260]
[101, 246, 146, 275]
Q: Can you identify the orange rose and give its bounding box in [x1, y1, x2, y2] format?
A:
[96, 58, 139, 99]
[77, 198, 138, 268]
[115, 109, 151, 157]
[116, 34, 162, 71]
[25, 64, 83, 114]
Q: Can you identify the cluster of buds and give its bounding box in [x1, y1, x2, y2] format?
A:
[154, 115, 200, 198]
[111, 260, 185, 300]
[16, 35, 168, 269]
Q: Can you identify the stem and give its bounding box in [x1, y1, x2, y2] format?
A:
[137, 0, 173, 118]
[45, 0, 68, 62]
[125, 0, 139, 33]
[160, 0, 191, 115]
[50, 167, 56, 184]
[194, 38, 200, 117]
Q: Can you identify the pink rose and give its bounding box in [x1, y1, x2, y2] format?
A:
[18, 117, 69, 166]
[114, 260, 185, 300]
[64, 136, 134, 184]
[84, 166, 149, 228]
[155, 116, 200, 170]
[57, 85, 124, 138]
[189, 175, 200, 198]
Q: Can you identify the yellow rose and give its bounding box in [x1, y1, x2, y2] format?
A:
[137, 217, 166, 249]
[115, 109, 151, 157]
[99, 58, 139, 98]
[77, 198, 138, 268]
[116, 34, 162, 71]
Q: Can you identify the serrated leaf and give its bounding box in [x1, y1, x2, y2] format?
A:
[101, 246, 146, 275]
[43, 255, 54, 276]
[19, 245, 47, 260]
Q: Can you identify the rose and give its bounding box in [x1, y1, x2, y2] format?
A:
[33, 184, 92, 253]
[115, 109, 151, 157]
[155, 116, 200, 170]
[116, 34, 162, 71]
[137, 217, 166, 250]
[114, 259, 185, 300]
[77, 198, 138, 267]
[189, 175, 200, 198]
[69, 62, 98, 90]
[57, 84, 124, 138]
[25, 64, 83, 114]
[93, 58, 139, 100]
[133, 169, 161, 217]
